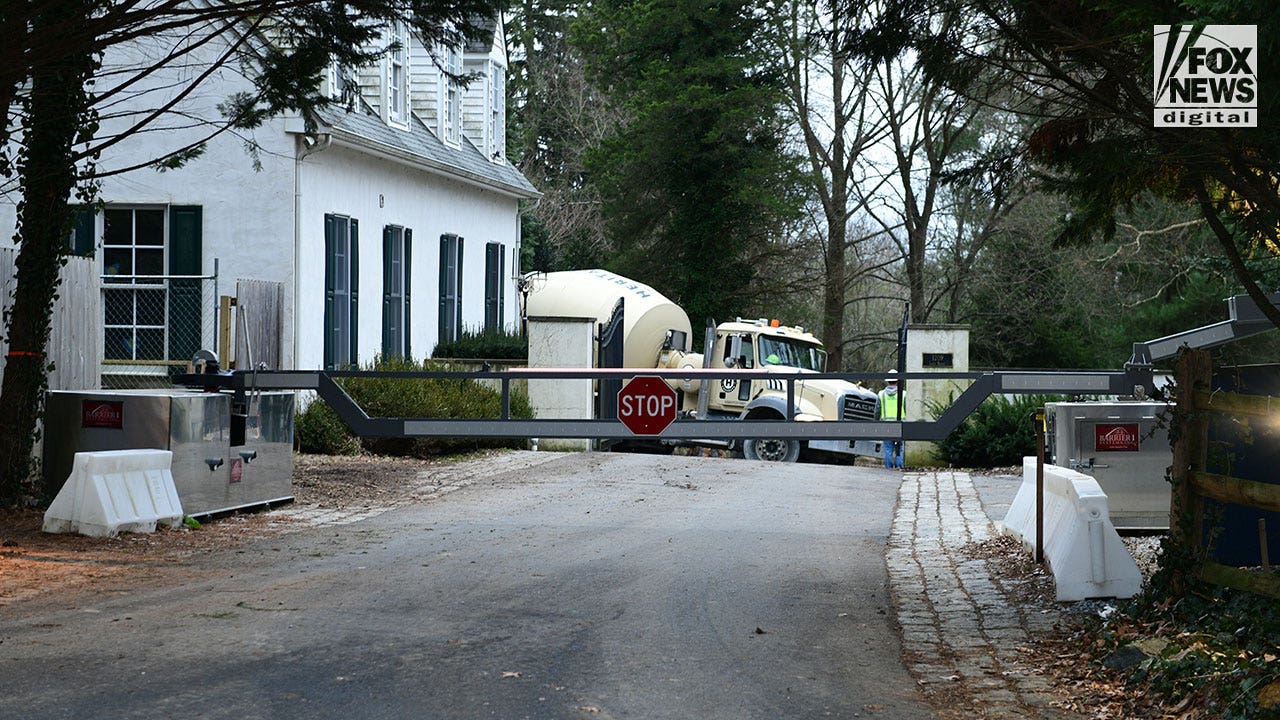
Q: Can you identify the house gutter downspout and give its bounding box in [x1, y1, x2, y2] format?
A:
[294, 131, 331, 370]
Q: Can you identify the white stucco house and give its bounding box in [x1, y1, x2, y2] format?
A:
[0, 14, 537, 383]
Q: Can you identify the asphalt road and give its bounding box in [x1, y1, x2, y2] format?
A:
[1, 452, 933, 719]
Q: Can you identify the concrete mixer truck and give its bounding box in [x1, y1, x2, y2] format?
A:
[522, 269, 880, 462]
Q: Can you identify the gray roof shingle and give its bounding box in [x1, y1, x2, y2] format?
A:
[312, 104, 538, 199]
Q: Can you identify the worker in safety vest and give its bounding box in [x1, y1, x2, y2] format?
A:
[877, 370, 904, 469]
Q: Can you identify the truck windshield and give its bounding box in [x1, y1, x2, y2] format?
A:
[759, 336, 826, 371]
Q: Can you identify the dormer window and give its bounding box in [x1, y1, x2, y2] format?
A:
[328, 62, 357, 111]
[387, 21, 409, 125]
[441, 43, 462, 145]
[489, 64, 505, 161]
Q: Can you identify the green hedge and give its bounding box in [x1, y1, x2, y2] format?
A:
[296, 355, 534, 457]
[431, 327, 527, 360]
[933, 395, 1062, 468]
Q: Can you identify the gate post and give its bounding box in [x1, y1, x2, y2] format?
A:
[1169, 349, 1211, 590]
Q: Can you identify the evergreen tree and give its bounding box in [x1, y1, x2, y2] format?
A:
[576, 0, 802, 326]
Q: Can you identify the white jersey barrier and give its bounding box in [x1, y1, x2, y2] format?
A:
[43, 450, 184, 538]
[1002, 457, 1142, 601]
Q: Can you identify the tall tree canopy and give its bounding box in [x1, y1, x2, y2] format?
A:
[575, 0, 802, 326]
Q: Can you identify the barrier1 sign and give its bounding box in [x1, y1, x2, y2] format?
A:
[1095, 423, 1141, 452]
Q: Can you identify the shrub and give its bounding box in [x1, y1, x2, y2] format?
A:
[932, 394, 1062, 468]
[295, 397, 362, 455]
[295, 355, 534, 458]
[431, 327, 527, 360]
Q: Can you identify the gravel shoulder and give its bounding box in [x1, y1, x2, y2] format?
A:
[0, 452, 500, 608]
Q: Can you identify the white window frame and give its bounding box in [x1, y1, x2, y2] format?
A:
[387, 21, 409, 126]
[328, 61, 357, 110]
[441, 43, 462, 146]
[489, 63, 505, 161]
[102, 207, 168, 362]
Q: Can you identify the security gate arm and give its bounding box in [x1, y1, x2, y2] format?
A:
[1128, 291, 1280, 368]
[177, 366, 1152, 443]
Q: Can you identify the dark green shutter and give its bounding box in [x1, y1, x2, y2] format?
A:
[167, 205, 202, 366]
[69, 207, 95, 257]
[349, 218, 359, 369]
[403, 229, 412, 359]
[484, 242, 498, 331]
[438, 234, 451, 345]
[323, 215, 336, 369]
[455, 236, 464, 338]
[382, 225, 394, 357]
[498, 243, 505, 328]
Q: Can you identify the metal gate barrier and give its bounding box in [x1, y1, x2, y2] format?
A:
[177, 366, 1155, 443]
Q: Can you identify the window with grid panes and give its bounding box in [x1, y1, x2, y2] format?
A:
[102, 208, 167, 361]
[489, 64, 505, 160]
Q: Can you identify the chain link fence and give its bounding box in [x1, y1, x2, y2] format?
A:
[101, 271, 218, 388]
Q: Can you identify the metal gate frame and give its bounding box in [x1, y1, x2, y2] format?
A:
[177, 366, 1155, 442]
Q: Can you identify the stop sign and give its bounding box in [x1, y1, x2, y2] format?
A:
[617, 375, 678, 435]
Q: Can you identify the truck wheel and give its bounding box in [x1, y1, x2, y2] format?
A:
[743, 438, 801, 463]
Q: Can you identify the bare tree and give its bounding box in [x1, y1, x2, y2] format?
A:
[859, 50, 981, 324]
[765, 0, 888, 370]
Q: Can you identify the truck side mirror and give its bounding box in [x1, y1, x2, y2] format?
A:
[726, 334, 743, 366]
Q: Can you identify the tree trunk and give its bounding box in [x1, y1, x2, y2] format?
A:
[818, 9, 851, 372]
[823, 204, 847, 371]
[908, 225, 927, 323]
[0, 2, 97, 504]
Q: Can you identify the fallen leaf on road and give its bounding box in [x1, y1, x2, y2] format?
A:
[577, 706, 601, 713]
[755, 627, 767, 634]
[501, 671, 523, 679]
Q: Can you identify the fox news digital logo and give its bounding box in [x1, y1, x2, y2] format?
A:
[1154, 25, 1257, 127]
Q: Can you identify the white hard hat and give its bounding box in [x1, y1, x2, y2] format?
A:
[886, 369, 898, 384]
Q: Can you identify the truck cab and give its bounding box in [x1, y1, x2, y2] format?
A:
[680, 318, 880, 462]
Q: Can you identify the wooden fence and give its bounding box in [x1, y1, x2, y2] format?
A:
[1171, 349, 1280, 598]
[0, 249, 102, 391]
[234, 279, 284, 370]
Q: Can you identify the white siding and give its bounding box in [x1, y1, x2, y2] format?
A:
[297, 143, 522, 369]
[461, 59, 489, 148]
[409, 36, 440, 130]
[359, 62, 383, 117]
